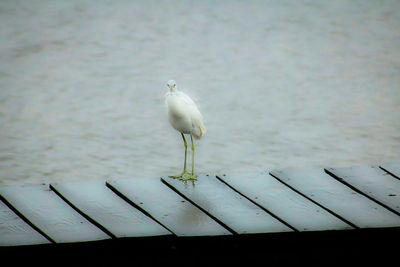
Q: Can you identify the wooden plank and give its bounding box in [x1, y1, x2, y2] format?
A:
[326, 165, 400, 216]
[217, 172, 353, 231]
[162, 175, 293, 234]
[0, 184, 109, 243]
[0, 199, 50, 246]
[106, 178, 232, 237]
[380, 163, 400, 179]
[50, 181, 172, 238]
[270, 168, 400, 228]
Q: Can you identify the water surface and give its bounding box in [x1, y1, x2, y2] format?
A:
[1, 0, 399, 185]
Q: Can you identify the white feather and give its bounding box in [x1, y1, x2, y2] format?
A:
[165, 82, 206, 140]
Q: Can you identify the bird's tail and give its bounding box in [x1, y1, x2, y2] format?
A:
[193, 122, 206, 140]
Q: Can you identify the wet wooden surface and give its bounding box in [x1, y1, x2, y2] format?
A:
[0, 199, 50, 246]
[1, 164, 400, 248]
[217, 172, 353, 231]
[380, 163, 400, 179]
[270, 168, 400, 228]
[326, 165, 400, 215]
[163, 174, 293, 234]
[106, 178, 232, 237]
[0, 184, 109, 243]
[50, 180, 171, 238]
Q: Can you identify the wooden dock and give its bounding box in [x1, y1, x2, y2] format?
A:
[1, 164, 400, 264]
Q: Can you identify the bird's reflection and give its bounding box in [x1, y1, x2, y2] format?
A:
[182, 179, 196, 188]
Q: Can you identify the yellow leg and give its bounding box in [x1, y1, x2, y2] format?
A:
[169, 133, 190, 179]
[191, 134, 195, 175]
[181, 135, 197, 181]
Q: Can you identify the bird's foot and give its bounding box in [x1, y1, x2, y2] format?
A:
[180, 174, 197, 181]
[169, 171, 197, 181]
[169, 171, 190, 179]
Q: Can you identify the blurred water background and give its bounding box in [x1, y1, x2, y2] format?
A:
[1, 0, 399, 185]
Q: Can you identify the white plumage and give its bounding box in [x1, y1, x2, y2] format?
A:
[165, 80, 206, 140]
[165, 80, 205, 180]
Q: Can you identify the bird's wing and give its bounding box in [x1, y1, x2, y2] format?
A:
[177, 91, 196, 106]
[178, 92, 206, 139]
[179, 92, 203, 119]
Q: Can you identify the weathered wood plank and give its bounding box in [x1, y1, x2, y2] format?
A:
[217, 172, 353, 231]
[326, 165, 400, 216]
[0, 184, 109, 243]
[0, 199, 50, 246]
[50, 181, 172, 238]
[162, 175, 293, 234]
[106, 178, 231, 237]
[270, 168, 400, 228]
[380, 163, 400, 180]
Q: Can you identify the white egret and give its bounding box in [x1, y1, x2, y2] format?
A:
[165, 80, 206, 181]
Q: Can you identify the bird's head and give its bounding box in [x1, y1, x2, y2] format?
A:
[167, 80, 177, 92]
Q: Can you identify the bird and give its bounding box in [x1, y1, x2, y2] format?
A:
[165, 80, 206, 181]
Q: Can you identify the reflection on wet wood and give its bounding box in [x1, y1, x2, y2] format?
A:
[325, 165, 400, 216]
[162, 175, 293, 234]
[271, 168, 400, 228]
[106, 178, 231, 237]
[1, 163, 400, 248]
[50, 180, 171, 238]
[0, 200, 50, 246]
[216, 172, 352, 231]
[380, 163, 400, 180]
[0, 184, 109, 243]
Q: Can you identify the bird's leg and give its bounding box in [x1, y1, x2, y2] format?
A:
[191, 134, 195, 176]
[182, 133, 188, 173]
[181, 135, 197, 181]
[169, 133, 190, 179]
